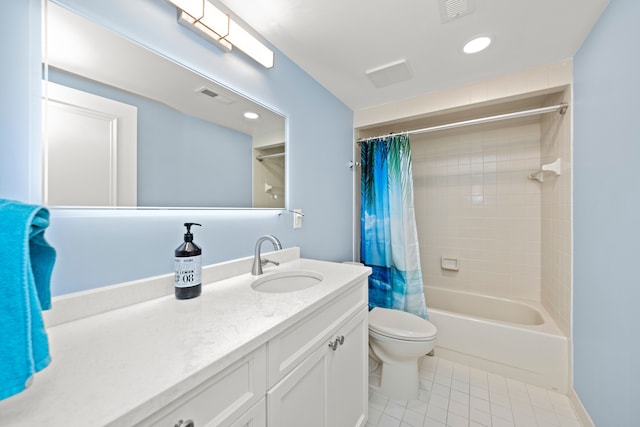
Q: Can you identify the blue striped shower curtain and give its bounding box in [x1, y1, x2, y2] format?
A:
[360, 135, 428, 319]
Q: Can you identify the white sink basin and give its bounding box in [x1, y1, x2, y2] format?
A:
[251, 270, 323, 293]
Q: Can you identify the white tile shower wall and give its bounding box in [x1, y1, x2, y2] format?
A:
[412, 118, 543, 301]
[540, 91, 572, 336]
[355, 59, 573, 319]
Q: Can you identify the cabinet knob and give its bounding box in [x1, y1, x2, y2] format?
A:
[175, 419, 195, 427]
[337, 335, 345, 345]
[328, 339, 338, 351]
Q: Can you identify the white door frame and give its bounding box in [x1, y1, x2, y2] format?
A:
[43, 81, 137, 206]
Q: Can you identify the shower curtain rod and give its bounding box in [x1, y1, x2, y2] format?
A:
[256, 152, 285, 161]
[357, 103, 568, 143]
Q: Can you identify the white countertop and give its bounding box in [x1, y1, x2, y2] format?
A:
[0, 255, 370, 426]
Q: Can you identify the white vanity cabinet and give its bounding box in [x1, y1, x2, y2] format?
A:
[135, 278, 368, 427]
[266, 281, 368, 427]
[137, 345, 267, 427]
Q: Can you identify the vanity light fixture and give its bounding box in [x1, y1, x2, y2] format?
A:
[463, 36, 492, 54]
[244, 112, 260, 119]
[178, 11, 232, 51]
[167, 0, 274, 68]
[226, 20, 275, 70]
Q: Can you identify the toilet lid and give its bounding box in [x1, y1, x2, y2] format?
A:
[369, 307, 437, 341]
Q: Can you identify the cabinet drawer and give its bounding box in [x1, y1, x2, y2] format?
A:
[229, 397, 266, 427]
[140, 345, 267, 427]
[267, 280, 367, 387]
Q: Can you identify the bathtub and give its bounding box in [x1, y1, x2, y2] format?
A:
[425, 286, 568, 392]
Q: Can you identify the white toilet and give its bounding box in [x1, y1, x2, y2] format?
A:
[368, 307, 438, 400]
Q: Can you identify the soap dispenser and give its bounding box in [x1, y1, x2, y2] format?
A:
[174, 222, 202, 300]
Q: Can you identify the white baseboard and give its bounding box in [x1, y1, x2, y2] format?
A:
[568, 387, 595, 427]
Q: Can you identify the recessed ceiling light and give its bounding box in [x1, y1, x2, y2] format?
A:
[463, 36, 491, 54]
[244, 112, 260, 119]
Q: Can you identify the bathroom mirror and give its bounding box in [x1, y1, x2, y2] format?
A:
[44, 2, 286, 209]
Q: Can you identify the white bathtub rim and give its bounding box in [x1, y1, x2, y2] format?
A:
[428, 307, 564, 339]
[425, 286, 564, 337]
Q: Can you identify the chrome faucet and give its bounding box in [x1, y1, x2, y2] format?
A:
[251, 235, 283, 275]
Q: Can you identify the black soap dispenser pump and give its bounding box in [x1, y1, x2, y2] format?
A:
[174, 222, 202, 300]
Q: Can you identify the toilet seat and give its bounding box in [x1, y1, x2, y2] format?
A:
[369, 307, 437, 341]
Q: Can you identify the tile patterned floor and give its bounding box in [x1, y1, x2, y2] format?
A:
[367, 356, 581, 427]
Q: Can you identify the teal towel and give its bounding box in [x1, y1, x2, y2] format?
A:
[0, 199, 56, 400]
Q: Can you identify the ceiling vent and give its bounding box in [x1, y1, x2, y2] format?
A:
[439, 0, 474, 23]
[195, 86, 235, 104]
[365, 59, 413, 89]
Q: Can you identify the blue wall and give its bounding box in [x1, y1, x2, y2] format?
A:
[1, 0, 355, 295]
[49, 68, 253, 207]
[573, 0, 639, 424]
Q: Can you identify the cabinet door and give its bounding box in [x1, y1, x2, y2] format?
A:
[267, 344, 329, 427]
[267, 283, 366, 388]
[328, 308, 368, 427]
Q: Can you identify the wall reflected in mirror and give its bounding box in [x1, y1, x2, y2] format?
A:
[44, 1, 286, 208]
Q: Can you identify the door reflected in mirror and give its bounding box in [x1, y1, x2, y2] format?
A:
[44, 1, 286, 208]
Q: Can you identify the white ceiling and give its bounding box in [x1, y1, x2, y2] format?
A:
[217, 0, 610, 111]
